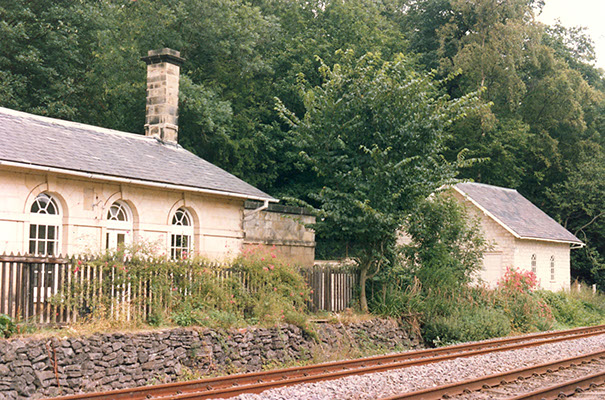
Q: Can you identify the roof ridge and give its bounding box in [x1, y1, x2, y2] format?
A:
[457, 181, 518, 192]
[0, 106, 156, 143]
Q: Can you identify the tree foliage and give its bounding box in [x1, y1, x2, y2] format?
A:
[277, 51, 482, 311]
[403, 194, 488, 290]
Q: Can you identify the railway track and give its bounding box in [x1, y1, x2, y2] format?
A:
[379, 350, 605, 399]
[47, 324, 605, 400]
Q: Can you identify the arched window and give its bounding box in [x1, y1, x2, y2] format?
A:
[531, 254, 537, 274]
[106, 201, 133, 250]
[29, 193, 61, 255]
[171, 208, 193, 259]
[550, 256, 555, 281]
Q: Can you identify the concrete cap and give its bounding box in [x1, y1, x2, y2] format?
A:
[141, 48, 185, 66]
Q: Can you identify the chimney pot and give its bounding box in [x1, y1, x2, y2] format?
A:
[142, 48, 185, 144]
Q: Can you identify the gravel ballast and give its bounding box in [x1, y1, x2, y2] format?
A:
[227, 333, 605, 400]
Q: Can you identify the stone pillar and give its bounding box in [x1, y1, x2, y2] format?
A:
[141, 48, 185, 144]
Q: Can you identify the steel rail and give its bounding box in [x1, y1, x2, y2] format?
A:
[504, 370, 605, 400]
[46, 324, 605, 400]
[379, 350, 605, 400]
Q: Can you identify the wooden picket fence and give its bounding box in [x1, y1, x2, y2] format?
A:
[0, 254, 358, 324]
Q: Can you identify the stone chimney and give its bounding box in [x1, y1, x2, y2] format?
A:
[141, 48, 185, 144]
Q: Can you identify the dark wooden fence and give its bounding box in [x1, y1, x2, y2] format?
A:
[301, 265, 357, 312]
[0, 254, 358, 324]
[0, 254, 73, 324]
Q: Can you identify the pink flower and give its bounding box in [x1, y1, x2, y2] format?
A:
[77, 260, 82, 266]
[269, 264, 275, 270]
[261, 257, 265, 261]
[263, 267, 269, 271]
[271, 254, 276, 258]
[74, 267, 80, 273]
[274, 287, 278, 292]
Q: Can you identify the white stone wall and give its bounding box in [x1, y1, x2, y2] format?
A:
[0, 166, 244, 259]
[451, 190, 571, 290]
[512, 239, 571, 291]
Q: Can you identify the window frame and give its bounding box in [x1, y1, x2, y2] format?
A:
[105, 201, 133, 250]
[170, 208, 193, 260]
[550, 255, 555, 281]
[29, 193, 61, 256]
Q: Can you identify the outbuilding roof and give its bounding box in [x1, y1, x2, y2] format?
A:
[454, 182, 583, 245]
[0, 107, 275, 201]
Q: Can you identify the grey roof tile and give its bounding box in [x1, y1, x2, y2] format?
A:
[455, 182, 582, 244]
[0, 107, 274, 201]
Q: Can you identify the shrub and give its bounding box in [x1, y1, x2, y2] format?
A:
[536, 289, 605, 328]
[233, 245, 310, 327]
[422, 308, 511, 346]
[494, 267, 553, 332]
[497, 267, 538, 293]
[54, 243, 310, 331]
[0, 314, 16, 338]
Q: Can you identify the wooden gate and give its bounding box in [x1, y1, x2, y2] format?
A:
[301, 265, 357, 312]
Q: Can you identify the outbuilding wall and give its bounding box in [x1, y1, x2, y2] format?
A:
[512, 239, 571, 291]
[451, 190, 571, 290]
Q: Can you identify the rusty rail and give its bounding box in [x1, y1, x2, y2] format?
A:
[380, 350, 605, 400]
[505, 369, 605, 400]
[46, 324, 605, 400]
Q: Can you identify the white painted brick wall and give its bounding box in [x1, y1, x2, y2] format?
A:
[452, 191, 571, 290]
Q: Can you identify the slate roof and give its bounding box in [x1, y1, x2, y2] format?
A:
[454, 182, 582, 245]
[0, 107, 274, 201]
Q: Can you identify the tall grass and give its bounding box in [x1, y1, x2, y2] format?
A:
[372, 267, 605, 346]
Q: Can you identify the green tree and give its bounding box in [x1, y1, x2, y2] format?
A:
[402, 193, 487, 290]
[0, 1, 101, 118]
[277, 51, 482, 311]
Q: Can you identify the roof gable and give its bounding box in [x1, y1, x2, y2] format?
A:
[0, 107, 274, 201]
[454, 182, 582, 245]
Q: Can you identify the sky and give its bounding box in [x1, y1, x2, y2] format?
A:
[537, 0, 605, 70]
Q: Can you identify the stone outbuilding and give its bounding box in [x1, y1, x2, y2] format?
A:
[0, 49, 287, 260]
[452, 182, 583, 290]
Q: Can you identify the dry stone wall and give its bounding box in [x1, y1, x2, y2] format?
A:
[0, 319, 418, 399]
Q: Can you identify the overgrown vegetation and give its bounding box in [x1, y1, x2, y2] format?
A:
[278, 52, 483, 312]
[370, 196, 605, 346]
[51, 244, 312, 334]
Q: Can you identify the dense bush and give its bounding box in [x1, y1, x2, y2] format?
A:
[536, 289, 605, 328]
[422, 307, 511, 346]
[54, 244, 310, 330]
[494, 267, 554, 332]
